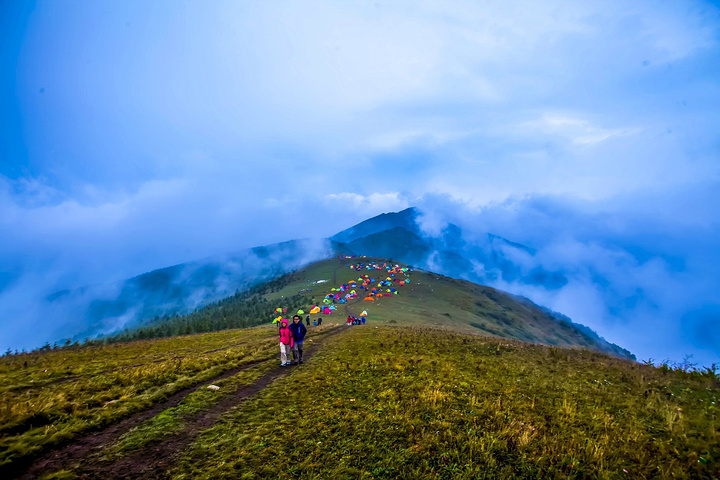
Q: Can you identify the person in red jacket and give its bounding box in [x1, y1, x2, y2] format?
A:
[278, 319, 294, 366]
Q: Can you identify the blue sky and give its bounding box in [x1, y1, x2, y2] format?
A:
[1, 0, 719, 365]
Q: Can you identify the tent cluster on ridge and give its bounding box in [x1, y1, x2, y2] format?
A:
[270, 259, 413, 325]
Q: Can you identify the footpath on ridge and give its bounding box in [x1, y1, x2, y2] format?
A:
[19, 324, 346, 480]
[19, 258, 414, 479]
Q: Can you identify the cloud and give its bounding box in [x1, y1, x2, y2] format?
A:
[521, 114, 642, 146]
[1, 1, 719, 363]
[325, 192, 408, 212]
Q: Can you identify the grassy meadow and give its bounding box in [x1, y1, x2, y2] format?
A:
[172, 325, 718, 479]
[0, 326, 279, 474]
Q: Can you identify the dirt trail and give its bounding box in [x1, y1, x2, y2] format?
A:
[20, 324, 347, 480]
[13, 357, 268, 480]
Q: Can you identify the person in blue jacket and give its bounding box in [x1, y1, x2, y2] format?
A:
[289, 315, 308, 365]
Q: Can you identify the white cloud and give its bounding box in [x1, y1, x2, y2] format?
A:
[523, 114, 641, 146]
[414, 189, 720, 366]
[324, 192, 408, 213]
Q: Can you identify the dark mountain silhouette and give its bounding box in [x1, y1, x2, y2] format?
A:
[330, 207, 566, 289]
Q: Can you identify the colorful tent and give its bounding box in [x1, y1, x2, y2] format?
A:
[364, 297, 375, 301]
[297, 309, 305, 315]
[360, 310, 368, 317]
[310, 306, 321, 314]
[272, 315, 283, 323]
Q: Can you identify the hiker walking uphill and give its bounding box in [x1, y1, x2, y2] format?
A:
[278, 319, 294, 367]
[289, 315, 307, 365]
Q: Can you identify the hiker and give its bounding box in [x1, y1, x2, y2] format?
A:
[347, 316, 352, 326]
[289, 315, 307, 365]
[278, 319, 294, 366]
[317, 317, 323, 326]
[361, 317, 366, 325]
[306, 315, 311, 326]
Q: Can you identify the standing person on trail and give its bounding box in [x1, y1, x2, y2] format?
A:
[306, 315, 311, 326]
[278, 319, 294, 367]
[289, 315, 307, 365]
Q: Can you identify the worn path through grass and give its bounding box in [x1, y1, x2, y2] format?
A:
[16, 357, 268, 479]
[32, 324, 347, 480]
[1, 327, 283, 477]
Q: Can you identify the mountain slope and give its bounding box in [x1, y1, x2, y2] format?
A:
[106, 256, 633, 360]
[36, 208, 594, 351]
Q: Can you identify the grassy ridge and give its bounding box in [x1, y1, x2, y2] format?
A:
[271, 257, 632, 358]
[85, 256, 631, 358]
[172, 326, 719, 479]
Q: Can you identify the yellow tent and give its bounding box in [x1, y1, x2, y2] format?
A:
[310, 306, 321, 314]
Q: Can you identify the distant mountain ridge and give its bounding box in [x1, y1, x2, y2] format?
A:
[39, 208, 625, 359]
[331, 207, 566, 289]
[99, 256, 634, 361]
[43, 239, 331, 342]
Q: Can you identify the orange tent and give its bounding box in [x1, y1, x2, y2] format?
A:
[364, 297, 375, 301]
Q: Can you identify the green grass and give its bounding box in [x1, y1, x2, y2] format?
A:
[170, 326, 719, 479]
[280, 257, 630, 358]
[0, 326, 279, 474]
[100, 359, 277, 459]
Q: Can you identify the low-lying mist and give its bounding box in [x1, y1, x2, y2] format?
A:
[0, 238, 331, 352]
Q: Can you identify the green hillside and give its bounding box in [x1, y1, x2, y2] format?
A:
[172, 326, 718, 479]
[120, 256, 630, 359]
[2, 256, 717, 478]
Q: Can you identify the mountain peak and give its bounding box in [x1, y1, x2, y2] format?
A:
[330, 207, 420, 244]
